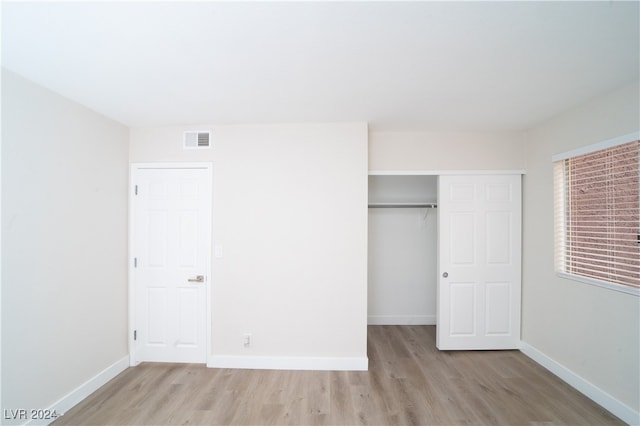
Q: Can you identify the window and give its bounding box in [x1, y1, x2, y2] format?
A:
[553, 133, 639, 295]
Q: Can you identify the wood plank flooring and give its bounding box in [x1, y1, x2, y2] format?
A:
[54, 326, 624, 425]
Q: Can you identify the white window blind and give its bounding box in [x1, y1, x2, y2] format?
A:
[554, 139, 639, 291]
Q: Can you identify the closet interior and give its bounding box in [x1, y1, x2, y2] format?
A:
[367, 175, 438, 325]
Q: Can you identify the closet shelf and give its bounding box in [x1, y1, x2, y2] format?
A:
[368, 202, 437, 209]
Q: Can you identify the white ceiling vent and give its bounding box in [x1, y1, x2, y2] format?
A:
[184, 131, 211, 149]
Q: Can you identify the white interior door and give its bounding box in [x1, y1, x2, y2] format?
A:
[131, 164, 212, 363]
[437, 174, 521, 350]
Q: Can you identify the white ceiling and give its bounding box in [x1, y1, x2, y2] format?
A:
[2, 1, 639, 131]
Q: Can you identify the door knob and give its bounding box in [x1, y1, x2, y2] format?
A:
[442, 272, 448, 278]
[188, 275, 205, 283]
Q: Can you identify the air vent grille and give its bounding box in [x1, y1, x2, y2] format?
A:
[184, 131, 211, 149]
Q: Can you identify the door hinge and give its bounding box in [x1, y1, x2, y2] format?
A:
[134, 257, 137, 268]
[134, 184, 138, 195]
[134, 330, 137, 341]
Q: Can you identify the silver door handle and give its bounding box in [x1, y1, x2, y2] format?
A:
[188, 275, 205, 283]
[442, 272, 448, 278]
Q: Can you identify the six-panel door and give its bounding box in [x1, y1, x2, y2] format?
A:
[133, 167, 211, 363]
[437, 175, 522, 350]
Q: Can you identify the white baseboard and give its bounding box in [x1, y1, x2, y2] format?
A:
[520, 342, 639, 426]
[207, 355, 368, 371]
[27, 356, 129, 426]
[367, 314, 436, 325]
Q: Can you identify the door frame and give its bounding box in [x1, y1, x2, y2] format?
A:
[128, 162, 213, 366]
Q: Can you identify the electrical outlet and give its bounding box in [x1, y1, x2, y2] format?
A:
[243, 333, 252, 348]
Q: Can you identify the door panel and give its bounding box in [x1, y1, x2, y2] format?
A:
[179, 211, 198, 266]
[177, 288, 199, 346]
[148, 212, 168, 267]
[450, 213, 476, 265]
[148, 287, 168, 344]
[437, 175, 521, 350]
[449, 282, 476, 335]
[485, 282, 511, 335]
[133, 166, 211, 363]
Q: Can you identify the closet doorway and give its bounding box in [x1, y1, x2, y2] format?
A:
[368, 172, 523, 350]
[367, 175, 438, 325]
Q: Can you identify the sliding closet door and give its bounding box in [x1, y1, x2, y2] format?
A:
[437, 175, 521, 350]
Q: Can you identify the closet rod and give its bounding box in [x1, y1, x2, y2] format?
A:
[368, 203, 437, 209]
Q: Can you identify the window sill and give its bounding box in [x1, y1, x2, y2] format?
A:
[556, 272, 639, 297]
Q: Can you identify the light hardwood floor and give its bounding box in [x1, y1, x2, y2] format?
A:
[54, 326, 623, 425]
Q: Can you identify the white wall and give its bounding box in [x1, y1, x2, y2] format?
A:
[130, 123, 369, 369]
[1, 70, 129, 421]
[522, 81, 640, 419]
[369, 130, 526, 172]
[368, 176, 437, 324]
